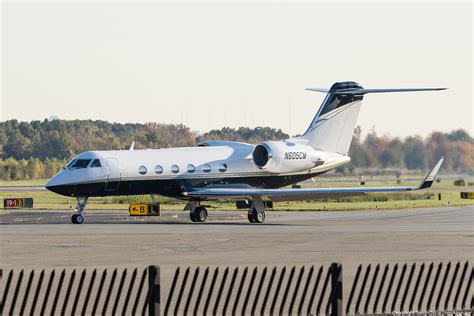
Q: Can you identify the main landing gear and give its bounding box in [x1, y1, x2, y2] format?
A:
[247, 198, 266, 224]
[71, 196, 88, 224]
[185, 201, 208, 223]
[184, 198, 266, 224]
[190, 206, 208, 223]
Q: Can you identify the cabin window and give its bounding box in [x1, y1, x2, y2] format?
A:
[90, 159, 102, 168]
[155, 165, 163, 174]
[187, 164, 196, 173]
[71, 159, 91, 169]
[138, 166, 147, 175]
[202, 164, 211, 173]
[171, 165, 180, 174]
[218, 163, 228, 172]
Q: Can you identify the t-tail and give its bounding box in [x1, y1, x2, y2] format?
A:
[297, 81, 446, 155]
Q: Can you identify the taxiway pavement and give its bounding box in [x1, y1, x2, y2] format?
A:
[1, 205, 472, 310]
[1, 206, 472, 269]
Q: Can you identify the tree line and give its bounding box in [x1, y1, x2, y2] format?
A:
[0, 119, 472, 180]
[346, 127, 473, 174]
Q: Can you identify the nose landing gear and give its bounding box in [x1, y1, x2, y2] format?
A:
[71, 196, 88, 224]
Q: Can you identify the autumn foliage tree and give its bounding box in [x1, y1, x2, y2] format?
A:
[0, 119, 472, 180]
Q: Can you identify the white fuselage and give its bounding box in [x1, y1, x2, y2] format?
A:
[46, 141, 350, 198]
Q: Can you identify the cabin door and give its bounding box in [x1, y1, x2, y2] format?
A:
[105, 158, 121, 191]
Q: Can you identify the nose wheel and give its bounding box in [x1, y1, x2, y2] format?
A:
[71, 213, 84, 224]
[71, 196, 88, 224]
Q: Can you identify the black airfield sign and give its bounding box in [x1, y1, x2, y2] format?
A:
[3, 198, 34, 209]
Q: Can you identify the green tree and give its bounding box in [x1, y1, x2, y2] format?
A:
[403, 136, 427, 170]
[3, 130, 32, 159]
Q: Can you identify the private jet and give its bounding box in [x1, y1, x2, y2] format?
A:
[46, 81, 445, 224]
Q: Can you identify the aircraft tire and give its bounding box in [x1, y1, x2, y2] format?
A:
[247, 210, 256, 223]
[71, 214, 84, 224]
[195, 206, 208, 222]
[189, 211, 197, 222]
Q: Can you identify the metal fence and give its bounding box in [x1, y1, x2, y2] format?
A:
[163, 264, 341, 316]
[1, 262, 472, 316]
[345, 262, 473, 315]
[0, 266, 158, 316]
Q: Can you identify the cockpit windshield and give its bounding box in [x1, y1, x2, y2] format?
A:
[70, 159, 92, 169]
[65, 159, 76, 169]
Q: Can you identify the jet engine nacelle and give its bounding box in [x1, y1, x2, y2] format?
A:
[252, 141, 326, 173]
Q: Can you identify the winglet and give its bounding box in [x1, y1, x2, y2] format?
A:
[129, 141, 135, 151]
[418, 157, 444, 189]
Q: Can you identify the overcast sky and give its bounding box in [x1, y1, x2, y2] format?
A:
[1, 1, 472, 137]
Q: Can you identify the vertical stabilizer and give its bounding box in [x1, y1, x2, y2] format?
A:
[300, 81, 364, 155]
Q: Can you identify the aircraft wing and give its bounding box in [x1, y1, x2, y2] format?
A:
[185, 158, 444, 201]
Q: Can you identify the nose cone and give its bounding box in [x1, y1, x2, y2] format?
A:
[45, 171, 76, 196]
[45, 183, 75, 196]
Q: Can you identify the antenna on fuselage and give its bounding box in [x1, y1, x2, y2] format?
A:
[129, 141, 135, 150]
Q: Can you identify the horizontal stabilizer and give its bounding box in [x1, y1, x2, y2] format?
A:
[305, 87, 330, 93]
[334, 88, 447, 95]
[306, 87, 447, 95]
